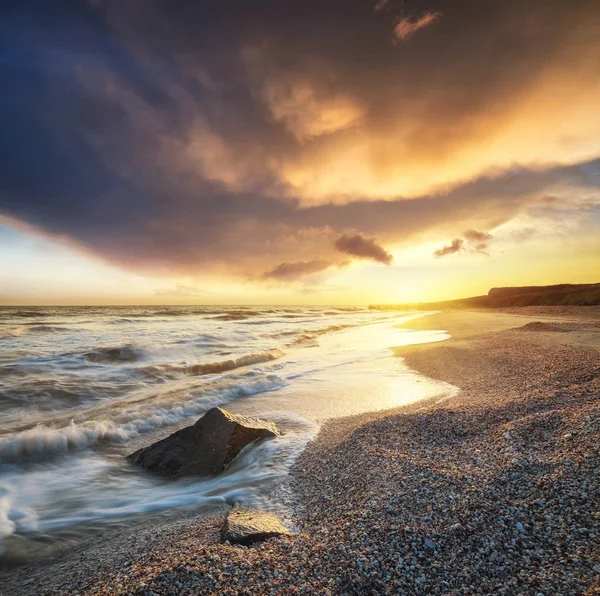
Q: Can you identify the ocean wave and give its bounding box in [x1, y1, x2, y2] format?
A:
[269, 322, 356, 342]
[107, 318, 139, 324]
[0, 325, 74, 339]
[173, 334, 229, 347]
[85, 346, 143, 363]
[0, 310, 48, 319]
[140, 348, 285, 379]
[211, 310, 262, 321]
[27, 325, 72, 334]
[0, 373, 287, 463]
[287, 333, 320, 347]
[0, 365, 19, 377]
[0, 327, 27, 339]
[0, 421, 129, 462]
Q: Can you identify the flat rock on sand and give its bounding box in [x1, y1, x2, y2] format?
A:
[127, 407, 280, 478]
[221, 507, 292, 545]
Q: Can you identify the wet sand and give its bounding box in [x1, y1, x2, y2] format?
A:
[2, 307, 599, 595]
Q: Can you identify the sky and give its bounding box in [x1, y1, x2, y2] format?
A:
[1, 0, 599, 305]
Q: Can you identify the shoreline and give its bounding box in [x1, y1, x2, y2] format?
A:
[2, 307, 599, 594]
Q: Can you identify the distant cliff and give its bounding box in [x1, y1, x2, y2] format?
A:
[370, 283, 600, 310]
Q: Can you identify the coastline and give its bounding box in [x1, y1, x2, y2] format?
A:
[2, 307, 599, 594]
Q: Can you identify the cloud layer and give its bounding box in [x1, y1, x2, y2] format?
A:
[1, 0, 600, 285]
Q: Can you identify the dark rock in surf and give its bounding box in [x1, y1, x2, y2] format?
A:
[221, 506, 291, 545]
[127, 407, 280, 478]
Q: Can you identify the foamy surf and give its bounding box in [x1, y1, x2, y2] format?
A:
[0, 412, 317, 545]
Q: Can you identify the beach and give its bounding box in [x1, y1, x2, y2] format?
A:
[2, 307, 599, 594]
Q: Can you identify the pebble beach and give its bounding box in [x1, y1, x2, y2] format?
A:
[2, 307, 599, 595]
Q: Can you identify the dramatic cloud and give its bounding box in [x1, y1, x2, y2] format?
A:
[394, 11, 441, 41]
[334, 234, 393, 265]
[261, 259, 332, 280]
[1, 0, 600, 284]
[434, 238, 464, 258]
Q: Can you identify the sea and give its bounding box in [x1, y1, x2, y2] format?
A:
[0, 305, 455, 559]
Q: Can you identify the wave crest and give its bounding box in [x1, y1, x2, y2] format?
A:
[141, 348, 285, 379]
[0, 373, 287, 463]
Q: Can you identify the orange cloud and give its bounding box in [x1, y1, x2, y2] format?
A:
[394, 11, 441, 42]
[261, 77, 365, 141]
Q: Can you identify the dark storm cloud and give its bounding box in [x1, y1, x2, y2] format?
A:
[1, 0, 600, 280]
[334, 234, 393, 265]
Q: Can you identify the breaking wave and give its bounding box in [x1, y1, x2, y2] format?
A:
[140, 348, 285, 379]
[1, 325, 72, 338]
[0, 373, 287, 463]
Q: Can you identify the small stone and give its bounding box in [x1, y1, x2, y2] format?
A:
[489, 550, 498, 562]
[504, 433, 512, 440]
[515, 522, 524, 532]
[221, 506, 292, 545]
[424, 539, 436, 549]
[563, 433, 573, 440]
[594, 564, 600, 573]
